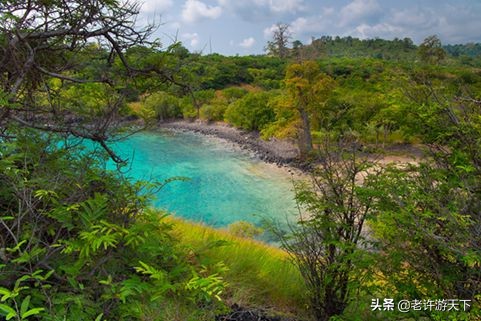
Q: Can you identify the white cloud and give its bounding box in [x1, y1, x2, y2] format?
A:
[290, 8, 335, 37]
[239, 37, 256, 48]
[339, 0, 381, 27]
[390, 8, 438, 30]
[350, 3, 481, 44]
[290, 17, 319, 36]
[353, 23, 405, 40]
[269, 0, 305, 13]
[219, 0, 305, 21]
[182, 32, 200, 47]
[289, 17, 308, 34]
[435, 5, 481, 43]
[141, 0, 174, 13]
[423, 4, 481, 44]
[271, 7, 335, 41]
[182, 0, 222, 23]
[219, 0, 304, 13]
[263, 24, 277, 39]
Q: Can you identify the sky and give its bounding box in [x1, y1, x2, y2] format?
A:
[137, 0, 481, 56]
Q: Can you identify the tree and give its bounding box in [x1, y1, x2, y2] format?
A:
[265, 23, 291, 59]
[0, 0, 161, 161]
[417, 35, 446, 64]
[284, 61, 335, 156]
[278, 138, 379, 321]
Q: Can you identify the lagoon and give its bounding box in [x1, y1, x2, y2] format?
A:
[110, 130, 297, 228]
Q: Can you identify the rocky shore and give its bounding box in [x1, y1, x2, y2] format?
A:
[216, 304, 300, 321]
[158, 120, 308, 170]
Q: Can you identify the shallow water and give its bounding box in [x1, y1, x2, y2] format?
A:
[110, 130, 297, 228]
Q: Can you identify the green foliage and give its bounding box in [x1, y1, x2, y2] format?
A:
[367, 83, 481, 320]
[180, 96, 198, 119]
[221, 87, 249, 102]
[285, 62, 336, 109]
[143, 91, 182, 121]
[260, 91, 298, 139]
[444, 42, 481, 58]
[185, 263, 228, 304]
[200, 103, 227, 122]
[189, 89, 216, 119]
[199, 87, 248, 122]
[224, 91, 275, 131]
[294, 35, 417, 61]
[116, 40, 481, 150]
[0, 282, 46, 320]
[369, 162, 481, 319]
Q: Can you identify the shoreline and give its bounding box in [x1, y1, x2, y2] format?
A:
[147, 119, 424, 173]
[157, 120, 311, 172]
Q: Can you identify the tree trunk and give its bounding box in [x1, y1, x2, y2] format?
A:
[298, 107, 313, 157]
[383, 124, 388, 148]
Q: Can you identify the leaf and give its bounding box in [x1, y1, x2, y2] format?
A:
[21, 308, 45, 319]
[0, 303, 16, 317]
[20, 295, 30, 316]
[6, 311, 17, 320]
[0, 287, 13, 301]
[94, 313, 104, 321]
[0, 287, 11, 296]
[34, 189, 58, 200]
[6, 240, 26, 253]
[99, 275, 112, 285]
[43, 270, 55, 281]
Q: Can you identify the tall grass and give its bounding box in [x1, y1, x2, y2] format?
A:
[167, 216, 308, 318]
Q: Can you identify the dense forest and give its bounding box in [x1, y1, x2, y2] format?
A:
[1, 1, 480, 321]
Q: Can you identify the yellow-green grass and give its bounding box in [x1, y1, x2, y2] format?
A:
[167, 216, 308, 318]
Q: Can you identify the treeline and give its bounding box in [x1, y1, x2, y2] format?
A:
[274, 34, 481, 64]
[444, 42, 481, 57]
[300, 35, 417, 60]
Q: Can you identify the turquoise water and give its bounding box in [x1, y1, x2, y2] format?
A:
[110, 130, 297, 227]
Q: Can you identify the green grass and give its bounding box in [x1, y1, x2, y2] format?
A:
[167, 216, 308, 319]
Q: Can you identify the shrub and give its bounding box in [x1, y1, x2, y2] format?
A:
[227, 221, 264, 238]
[143, 91, 182, 121]
[224, 91, 275, 131]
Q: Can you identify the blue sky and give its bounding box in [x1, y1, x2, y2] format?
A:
[137, 0, 481, 55]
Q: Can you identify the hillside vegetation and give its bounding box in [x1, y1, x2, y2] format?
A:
[1, 1, 480, 320]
